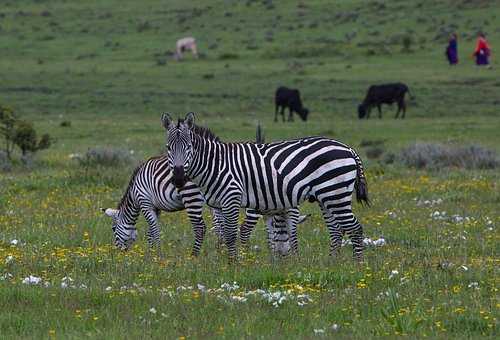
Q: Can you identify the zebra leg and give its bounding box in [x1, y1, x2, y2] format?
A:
[264, 215, 275, 253]
[185, 205, 207, 257]
[320, 207, 343, 257]
[221, 202, 241, 260]
[286, 209, 300, 254]
[240, 209, 260, 247]
[211, 208, 225, 248]
[334, 211, 364, 262]
[142, 208, 162, 256]
[271, 213, 291, 256]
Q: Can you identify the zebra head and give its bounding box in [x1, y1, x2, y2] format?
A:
[102, 208, 138, 251]
[161, 112, 195, 189]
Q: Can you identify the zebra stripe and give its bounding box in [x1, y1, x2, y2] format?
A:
[162, 112, 369, 260]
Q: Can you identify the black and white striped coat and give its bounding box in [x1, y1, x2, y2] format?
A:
[103, 154, 300, 256]
[162, 112, 369, 260]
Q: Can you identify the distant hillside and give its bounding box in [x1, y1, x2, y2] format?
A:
[0, 0, 499, 119]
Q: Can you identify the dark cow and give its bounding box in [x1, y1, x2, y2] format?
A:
[275, 86, 309, 122]
[358, 83, 414, 119]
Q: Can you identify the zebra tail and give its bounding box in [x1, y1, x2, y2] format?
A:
[256, 122, 265, 143]
[351, 148, 370, 206]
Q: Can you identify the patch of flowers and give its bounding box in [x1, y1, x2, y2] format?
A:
[416, 197, 443, 206]
[22, 275, 43, 285]
[342, 237, 386, 247]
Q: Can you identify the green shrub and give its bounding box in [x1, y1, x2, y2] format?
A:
[77, 147, 134, 168]
[398, 143, 499, 170]
[1, 104, 52, 160]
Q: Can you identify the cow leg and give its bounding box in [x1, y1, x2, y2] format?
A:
[401, 100, 406, 119]
[288, 107, 294, 122]
[395, 99, 405, 119]
[366, 107, 371, 119]
[377, 104, 382, 119]
[281, 106, 286, 122]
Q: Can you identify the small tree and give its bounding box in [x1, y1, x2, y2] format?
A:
[12, 120, 52, 155]
[0, 105, 17, 158]
[0, 104, 52, 160]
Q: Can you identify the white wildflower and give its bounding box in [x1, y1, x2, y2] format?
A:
[331, 324, 340, 331]
[105, 286, 112, 292]
[220, 282, 239, 291]
[363, 238, 374, 246]
[149, 307, 157, 314]
[5, 255, 14, 264]
[387, 211, 397, 218]
[68, 153, 82, 160]
[10, 239, 19, 246]
[22, 275, 42, 285]
[197, 284, 206, 292]
[313, 329, 325, 334]
[389, 270, 399, 279]
[231, 295, 247, 303]
[460, 265, 469, 271]
[468, 282, 479, 289]
[373, 238, 386, 246]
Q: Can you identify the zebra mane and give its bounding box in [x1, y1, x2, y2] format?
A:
[116, 155, 164, 210]
[178, 119, 220, 142]
[117, 163, 142, 210]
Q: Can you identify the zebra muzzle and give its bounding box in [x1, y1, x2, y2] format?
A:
[172, 166, 187, 188]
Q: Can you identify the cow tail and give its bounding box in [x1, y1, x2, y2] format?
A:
[351, 148, 370, 206]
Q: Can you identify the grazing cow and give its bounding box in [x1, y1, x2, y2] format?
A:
[174, 37, 198, 60]
[358, 83, 414, 119]
[275, 86, 309, 122]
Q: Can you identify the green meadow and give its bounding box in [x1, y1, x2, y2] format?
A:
[0, 0, 498, 338]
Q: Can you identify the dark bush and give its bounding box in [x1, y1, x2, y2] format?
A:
[360, 139, 386, 147]
[365, 146, 385, 160]
[60, 121, 71, 127]
[218, 53, 239, 60]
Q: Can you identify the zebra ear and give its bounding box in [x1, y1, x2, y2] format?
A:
[161, 112, 173, 130]
[185, 112, 195, 129]
[103, 208, 119, 218]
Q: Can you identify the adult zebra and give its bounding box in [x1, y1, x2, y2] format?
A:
[161, 112, 369, 260]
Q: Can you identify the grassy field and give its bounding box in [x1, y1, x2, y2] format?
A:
[1, 0, 499, 338]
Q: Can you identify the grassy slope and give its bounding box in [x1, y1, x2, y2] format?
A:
[0, 0, 499, 338]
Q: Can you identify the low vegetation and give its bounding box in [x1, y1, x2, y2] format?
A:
[77, 147, 135, 168]
[399, 143, 499, 170]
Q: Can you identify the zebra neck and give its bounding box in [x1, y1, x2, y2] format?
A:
[117, 189, 140, 225]
[189, 138, 226, 189]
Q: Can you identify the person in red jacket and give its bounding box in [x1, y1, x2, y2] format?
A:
[473, 32, 491, 66]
